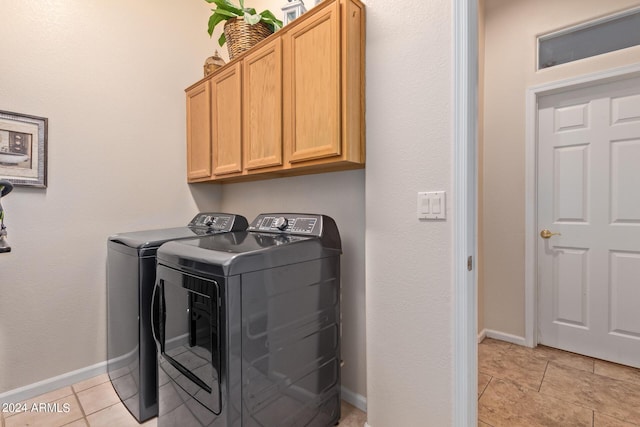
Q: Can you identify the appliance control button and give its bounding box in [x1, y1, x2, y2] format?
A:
[273, 217, 288, 231]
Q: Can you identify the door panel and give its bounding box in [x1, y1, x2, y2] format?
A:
[538, 75, 640, 368]
[554, 103, 588, 132]
[609, 251, 640, 337]
[611, 139, 640, 222]
[284, 1, 341, 163]
[552, 247, 589, 328]
[186, 82, 212, 180]
[553, 144, 589, 222]
[612, 93, 640, 124]
[212, 63, 242, 176]
[243, 39, 283, 171]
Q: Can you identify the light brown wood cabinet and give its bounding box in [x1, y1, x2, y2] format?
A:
[211, 63, 242, 176]
[185, 82, 212, 180]
[243, 39, 283, 172]
[185, 0, 364, 183]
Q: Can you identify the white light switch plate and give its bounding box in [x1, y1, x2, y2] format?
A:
[417, 191, 446, 220]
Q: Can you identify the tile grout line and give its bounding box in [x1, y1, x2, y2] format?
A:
[481, 338, 640, 426]
[591, 359, 640, 389]
[477, 377, 496, 427]
[535, 361, 598, 412]
[77, 379, 126, 425]
[535, 361, 640, 423]
[594, 411, 640, 427]
[71, 386, 89, 427]
[72, 376, 114, 419]
[478, 375, 492, 400]
[537, 360, 549, 393]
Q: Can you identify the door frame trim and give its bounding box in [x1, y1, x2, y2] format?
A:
[524, 62, 640, 348]
[453, 0, 478, 425]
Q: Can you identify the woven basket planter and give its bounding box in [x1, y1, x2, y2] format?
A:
[224, 18, 273, 59]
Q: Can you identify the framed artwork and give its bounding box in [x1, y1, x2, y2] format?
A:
[0, 110, 48, 188]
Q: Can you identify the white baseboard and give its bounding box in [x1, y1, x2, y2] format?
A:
[484, 329, 528, 347]
[477, 328, 487, 343]
[0, 361, 107, 405]
[341, 385, 367, 413]
[1, 362, 368, 419]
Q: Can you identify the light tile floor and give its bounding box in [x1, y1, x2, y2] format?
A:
[479, 338, 640, 427]
[1, 374, 366, 427]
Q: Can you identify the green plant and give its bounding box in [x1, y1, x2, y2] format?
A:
[205, 0, 283, 46]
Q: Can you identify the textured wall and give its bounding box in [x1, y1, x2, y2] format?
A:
[0, 0, 222, 392]
[365, 0, 454, 424]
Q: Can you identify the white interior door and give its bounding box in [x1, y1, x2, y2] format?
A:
[537, 75, 640, 368]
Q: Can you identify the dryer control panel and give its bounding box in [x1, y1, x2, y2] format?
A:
[248, 214, 323, 236]
[188, 213, 249, 232]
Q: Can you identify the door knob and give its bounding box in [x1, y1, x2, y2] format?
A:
[540, 229, 561, 239]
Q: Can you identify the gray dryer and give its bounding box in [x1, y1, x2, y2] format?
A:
[153, 213, 342, 427]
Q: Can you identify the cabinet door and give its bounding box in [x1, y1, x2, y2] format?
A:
[211, 63, 242, 176]
[186, 81, 212, 180]
[243, 39, 283, 171]
[284, 0, 341, 163]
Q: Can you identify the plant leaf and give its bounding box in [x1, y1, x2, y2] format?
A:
[208, 10, 229, 36]
[208, 9, 239, 36]
[239, 0, 244, 10]
[207, 13, 220, 37]
[218, 32, 226, 46]
[260, 17, 276, 31]
[214, 8, 239, 18]
[209, 0, 242, 16]
[244, 12, 261, 25]
[260, 10, 283, 30]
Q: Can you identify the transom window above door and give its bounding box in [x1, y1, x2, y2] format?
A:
[538, 7, 640, 70]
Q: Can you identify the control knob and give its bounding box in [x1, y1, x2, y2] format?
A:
[273, 216, 288, 231]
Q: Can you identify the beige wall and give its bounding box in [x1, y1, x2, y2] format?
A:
[478, 0, 486, 334]
[0, 0, 222, 392]
[219, 170, 367, 402]
[212, 0, 368, 404]
[482, 0, 640, 338]
[365, 0, 454, 424]
[1, 0, 464, 423]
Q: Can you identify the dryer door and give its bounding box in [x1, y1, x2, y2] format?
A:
[154, 265, 222, 415]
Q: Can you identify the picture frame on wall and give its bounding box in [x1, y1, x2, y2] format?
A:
[0, 110, 48, 188]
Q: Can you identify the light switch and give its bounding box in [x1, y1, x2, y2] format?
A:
[417, 191, 446, 220]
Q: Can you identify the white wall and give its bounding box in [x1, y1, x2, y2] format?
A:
[365, 0, 454, 424]
[482, 0, 640, 338]
[219, 170, 367, 402]
[0, 0, 222, 393]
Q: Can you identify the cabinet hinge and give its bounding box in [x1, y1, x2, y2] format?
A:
[467, 256, 473, 271]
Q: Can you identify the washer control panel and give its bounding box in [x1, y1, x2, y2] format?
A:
[248, 214, 322, 236]
[188, 213, 248, 232]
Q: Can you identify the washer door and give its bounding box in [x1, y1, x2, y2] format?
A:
[154, 265, 222, 415]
